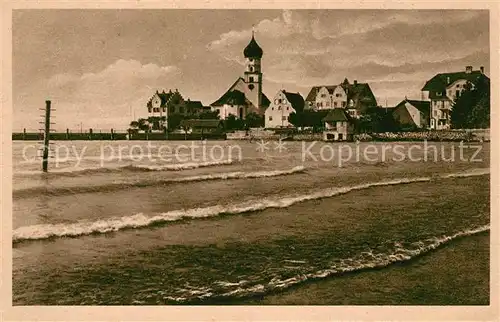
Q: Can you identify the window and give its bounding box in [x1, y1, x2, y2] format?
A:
[282, 116, 287, 121]
[249, 67, 254, 72]
[269, 116, 272, 121]
[148, 107, 152, 113]
[286, 106, 289, 110]
[153, 107, 160, 113]
[316, 102, 320, 108]
[342, 101, 346, 107]
[326, 102, 330, 107]
[321, 94, 326, 98]
[456, 84, 460, 88]
[249, 76, 254, 82]
[272, 107, 274, 111]
[436, 92, 442, 96]
[455, 90, 460, 98]
[162, 107, 166, 112]
[334, 102, 338, 107]
[278, 99, 282, 103]
[278, 106, 281, 110]
[336, 94, 341, 97]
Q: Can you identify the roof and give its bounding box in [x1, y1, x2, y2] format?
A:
[422, 70, 489, 92]
[282, 91, 305, 112]
[395, 99, 430, 116]
[147, 90, 177, 107]
[342, 82, 376, 104]
[243, 35, 263, 58]
[211, 89, 248, 106]
[180, 119, 222, 128]
[305, 85, 337, 101]
[261, 93, 271, 108]
[305, 82, 377, 106]
[323, 109, 350, 122]
[211, 77, 271, 108]
[185, 100, 204, 110]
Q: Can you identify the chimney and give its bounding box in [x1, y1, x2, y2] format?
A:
[465, 65, 473, 74]
[353, 80, 358, 86]
[480, 66, 484, 74]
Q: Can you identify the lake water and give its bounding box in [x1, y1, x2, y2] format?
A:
[12, 140, 490, 304]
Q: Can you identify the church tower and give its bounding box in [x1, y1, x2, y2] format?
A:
[243, 31, 263, 108]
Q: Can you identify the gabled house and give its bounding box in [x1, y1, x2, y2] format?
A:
[421, 65, 489, 130]
[265, 90, 305, 128]
[211, 33, 271, 120]
[322, 109, 355, 141]
[304, 79, 377, 118]
[146, 89, 206, 130]
[392, 98, 431, 129]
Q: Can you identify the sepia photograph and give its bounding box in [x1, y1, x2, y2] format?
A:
[4, 4, 496, 315]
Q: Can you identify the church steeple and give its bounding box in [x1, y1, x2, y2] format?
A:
[243, 31, 263, 108]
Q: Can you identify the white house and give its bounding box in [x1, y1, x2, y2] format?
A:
[265, 90, 305, 128]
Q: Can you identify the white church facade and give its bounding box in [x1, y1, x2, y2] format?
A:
[211, 33, 270, 120]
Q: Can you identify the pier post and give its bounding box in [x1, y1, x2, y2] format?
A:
[23, 128, 26, 140]
[66, 128, 70, 140]
[42, 100, 51, 172]
[111, 128, 114, 140]
[89, 128, 93, 140]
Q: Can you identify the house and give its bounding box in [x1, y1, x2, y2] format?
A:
[211, 33, 270, 120]
[421, 65, 489, 130]
[305, 78, 378, 118]
[392, 98, 431, 129]
[146, 89, 206, 129]
[322, 109, 355, 141]
[265, 90, 305, 128]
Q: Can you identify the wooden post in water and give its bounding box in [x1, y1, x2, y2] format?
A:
[111, 128, 114, 140]
[42, 100, 51, 172]
[23, 128, 26, 140]
[66, 128, 70, 140]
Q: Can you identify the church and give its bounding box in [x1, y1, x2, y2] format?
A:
[210, 33, 270, 120]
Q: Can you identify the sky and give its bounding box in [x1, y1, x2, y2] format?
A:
[13, 9, 489, 131]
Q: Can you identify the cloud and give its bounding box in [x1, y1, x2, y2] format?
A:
[15, 59, 181, 130]
[207, 9, 489, 104]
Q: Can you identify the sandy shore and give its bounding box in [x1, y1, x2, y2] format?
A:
[242, 232, 489, 305]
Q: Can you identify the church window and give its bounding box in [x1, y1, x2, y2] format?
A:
[249, 67, 254, 72]
[248, 84, 254, 90]
[269, 116, 272, 121]
[249, 76, 254, 82]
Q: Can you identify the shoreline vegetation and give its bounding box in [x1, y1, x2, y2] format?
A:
[12, 128, 489, 142]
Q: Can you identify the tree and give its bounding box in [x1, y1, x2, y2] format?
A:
[167, 113, 185, 131]
[245, 112, 264, 128]
[198, 110, 220, 120]
[224, 114, 245, 131]
[288, 110, 328, 132]
[451, 79, 490, 129]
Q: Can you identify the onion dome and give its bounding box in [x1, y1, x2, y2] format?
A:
[243, 35, 263, 59]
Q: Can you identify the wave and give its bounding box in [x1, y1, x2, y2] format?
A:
[14, 159, 236, 176]
[13, 166, 306, 198]
[12, 175, 431, 243]
[441, 167, 490, 178]
[167, 224, 490, 302]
